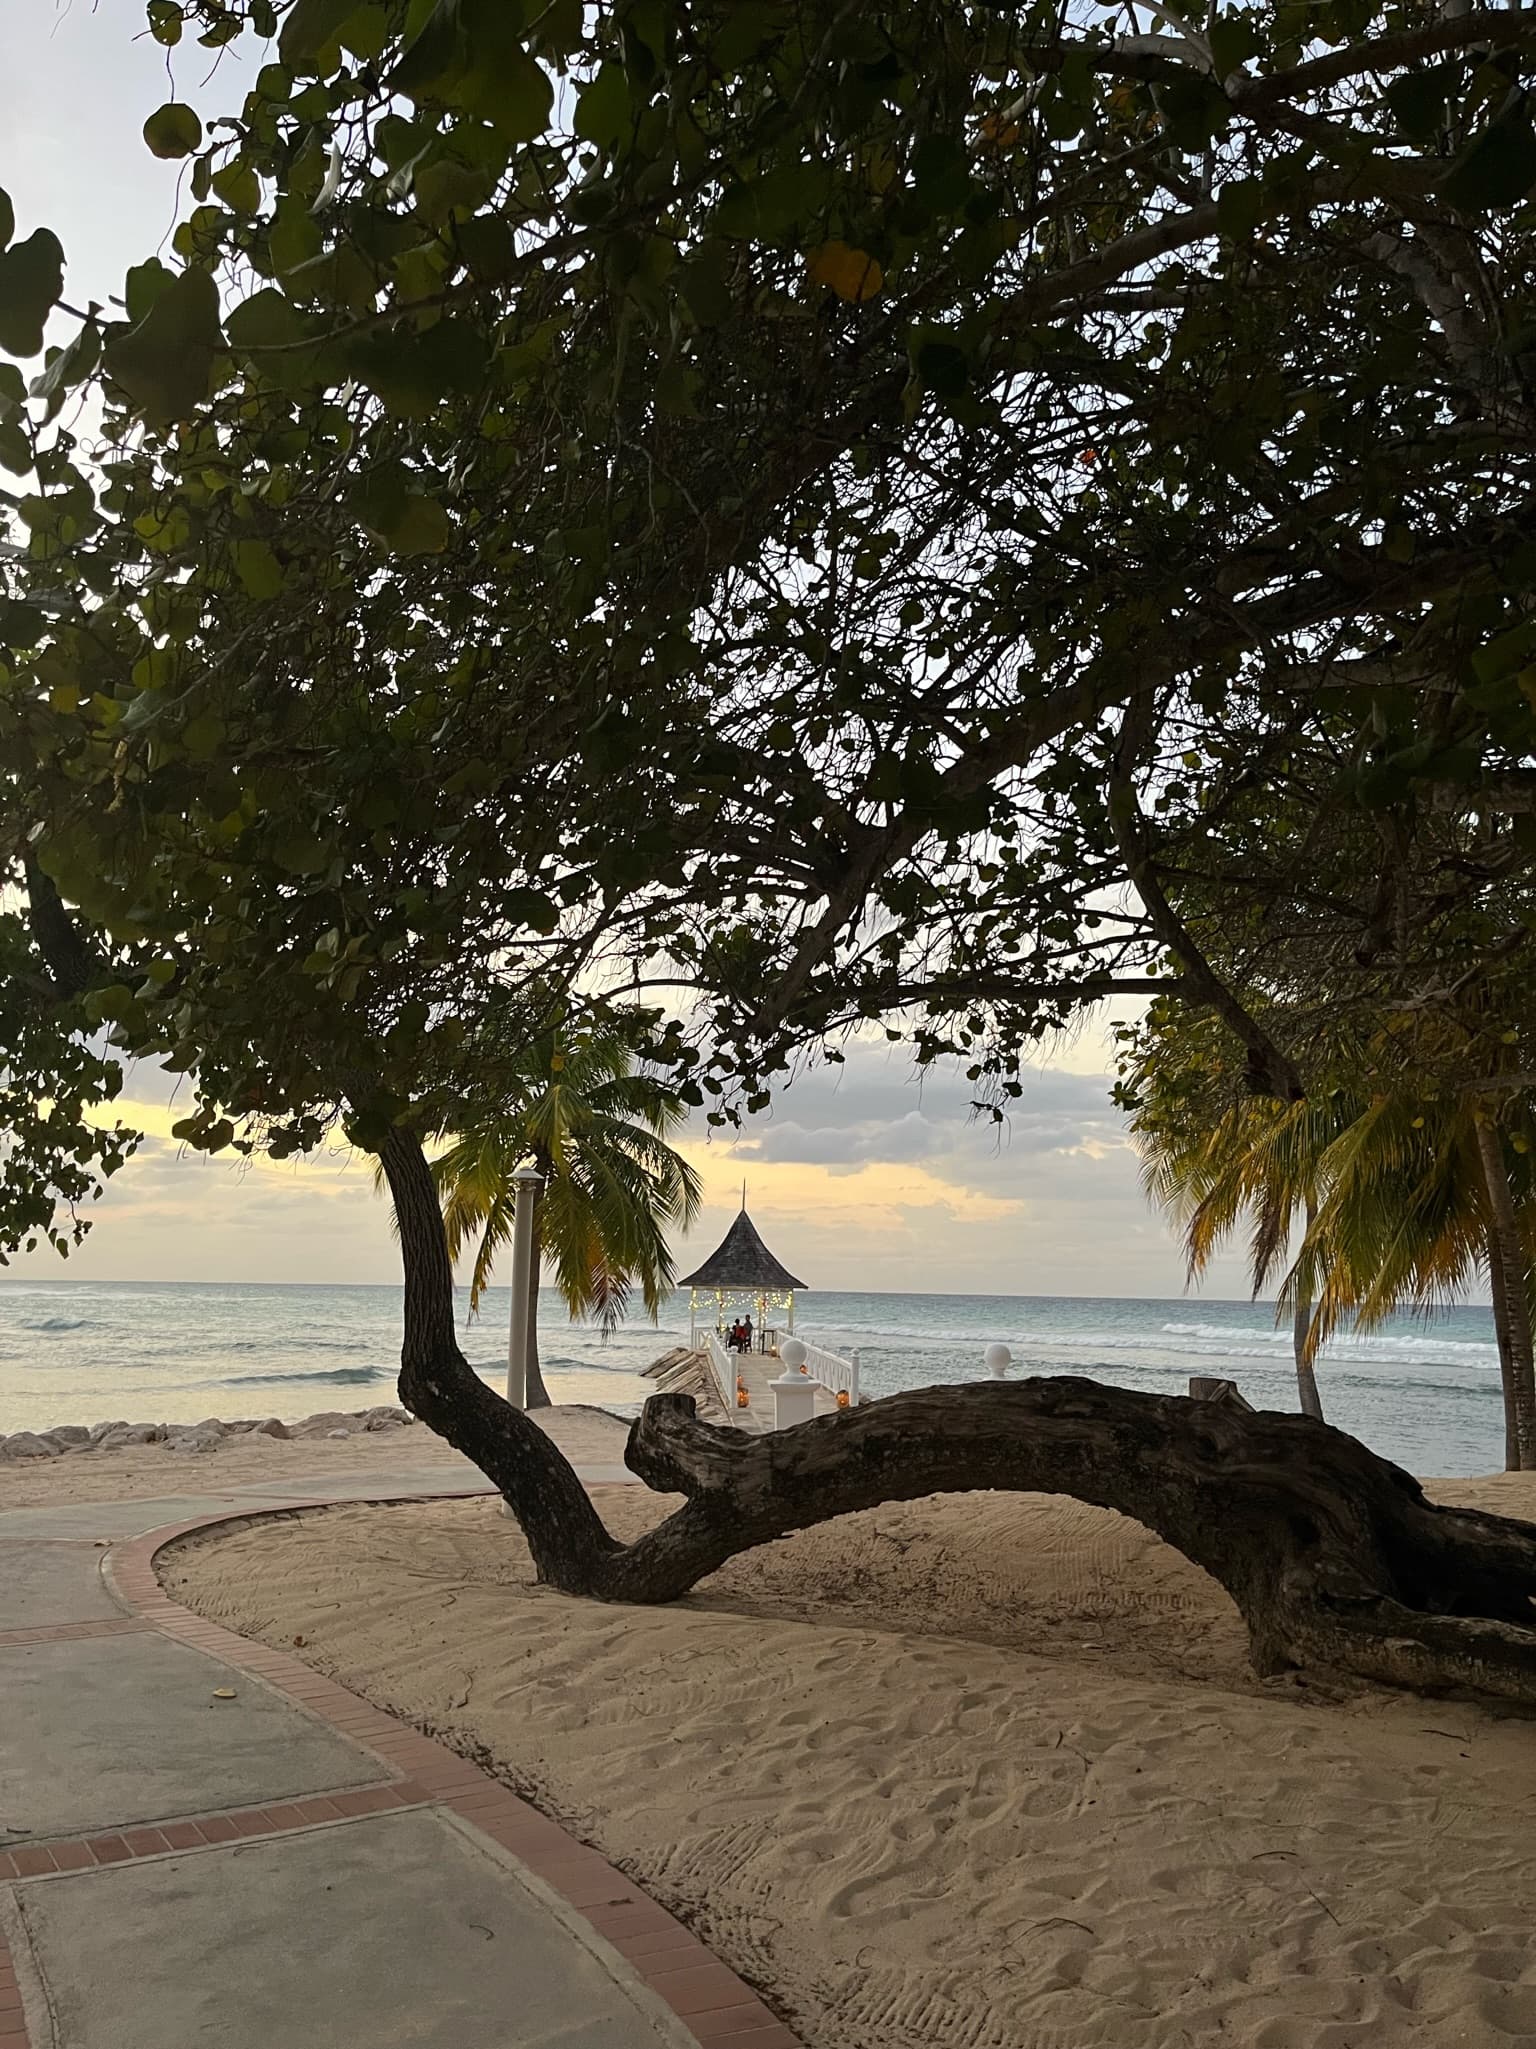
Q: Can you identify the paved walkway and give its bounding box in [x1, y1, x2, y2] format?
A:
[0, 1468, 798, 2049]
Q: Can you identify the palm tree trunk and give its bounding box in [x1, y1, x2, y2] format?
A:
[523, 1192, 551, 1410]
[1474, 1116, 1536, 1472]
[1292, 1197, 1325, 1421]
[1291, 1305, 1325, 1422]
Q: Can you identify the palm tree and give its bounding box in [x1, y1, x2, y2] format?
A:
[393, 1018, 703, 1409]
[1134, 1066, 1536, 1465]
[1288, 1092, 1536, 1470]
[1135, 1089, 1349, 1419]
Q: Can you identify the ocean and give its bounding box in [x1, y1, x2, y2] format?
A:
[0, 1281, 1507, 1476]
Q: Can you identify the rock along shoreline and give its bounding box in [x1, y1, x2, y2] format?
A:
[0, 1406, 418, 1461]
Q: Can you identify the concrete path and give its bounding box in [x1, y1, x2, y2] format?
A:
[0, 1470, 798, 2049]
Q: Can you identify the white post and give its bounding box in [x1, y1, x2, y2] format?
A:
[771, 1368, 817, 1431]
[506, 1163, 544, 1410]
[849, 1349, 861, 1404]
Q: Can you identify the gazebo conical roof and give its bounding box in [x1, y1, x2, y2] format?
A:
[679, 1206, 807, 1292]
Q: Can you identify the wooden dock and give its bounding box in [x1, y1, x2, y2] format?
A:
[641, 1345, 842, 1434]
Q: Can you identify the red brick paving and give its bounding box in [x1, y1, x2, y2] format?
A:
[0, 1496, 805, 2049]
[0, 1930, 32, 2049]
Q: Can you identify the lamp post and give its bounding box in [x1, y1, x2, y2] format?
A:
[506, 1163, 544, 1410]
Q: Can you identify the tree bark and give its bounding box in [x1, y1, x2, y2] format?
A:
[381, 1124, 1536, 1704]
[621, 1383, 1536, 1705]
[1474, 1115, 1536, 1471]
[1293, 1198, 1326, 1421]
[378, 1124, 616, 1584]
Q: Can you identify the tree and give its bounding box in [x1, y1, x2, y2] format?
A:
[0, 0, 1535, 1697]
[1132, 1067, 1342, 1421]
[426, 1014, 702, 1408]
[1128, 1006, 1536, 1467]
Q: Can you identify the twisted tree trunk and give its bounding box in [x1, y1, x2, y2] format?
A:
[380, 1123, 616, 1584]
[379, 1126, 1536, 1705]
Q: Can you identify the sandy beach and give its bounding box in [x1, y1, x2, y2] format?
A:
[88, 1413, 1533, 2049]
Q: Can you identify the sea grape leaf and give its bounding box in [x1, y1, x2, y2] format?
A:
[103, 266, 224, 427]
[143, 102, 203, 159]
[0, 230, 65, 358]
[1442, 95, 1536, 213]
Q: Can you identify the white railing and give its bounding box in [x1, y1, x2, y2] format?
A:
[795, 1340, 861, 1405]
[704, 1331, 743, 1416]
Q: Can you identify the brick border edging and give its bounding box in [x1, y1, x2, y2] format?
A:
[0, 1933, 26, 2049]
[104, 1497, 801, 2049]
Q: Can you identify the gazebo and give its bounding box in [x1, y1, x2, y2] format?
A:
[679, 1197, 807, 1350]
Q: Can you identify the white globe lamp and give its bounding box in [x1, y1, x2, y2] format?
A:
[985, 1343, 1012, 1379]
[780, 1337, 808, 1375]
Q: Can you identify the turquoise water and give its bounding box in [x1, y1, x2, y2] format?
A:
[0, 1280, 1506, 1476]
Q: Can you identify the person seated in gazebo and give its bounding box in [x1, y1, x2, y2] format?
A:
[728, 1319, 747, 1353]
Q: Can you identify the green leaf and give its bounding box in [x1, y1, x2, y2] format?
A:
[715, 163, 826, 240]
[910, 135, 971, 213]
[211, 161, 262, 215]
[143, 102, 203, 160]
[1157, 73, 1233, 151]
[1442, 95, 1536, 214]
[0, 230, 65, 359]
[124, 258, 178, 325]
[504, 887, 559, 933]
[103, 265, 224, 428]
[909, 328, 969, 399]
[227, 293, 332, 393]
[271, 831, 330, 875]
[454, 214, 516, 281]
[574, 65, 631, 149]
[146, 1, 184, 46]
[679, 246, 732, 326]
[385, 494, 451, 554]
[29, 320, 100, 422]
[392, 0, 466, 95]
[1207, 12, 1259, 80]
[1472, 619, 1536, 687]
[181, 712, 227, 758]
[1385, 64, 1452, 142]
[1215, 178, 1266, 242]
[230, 538, 286, 598]
[278, 0, 360, 64]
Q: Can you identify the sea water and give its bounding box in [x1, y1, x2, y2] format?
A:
[0, 1280, 1506, 1476]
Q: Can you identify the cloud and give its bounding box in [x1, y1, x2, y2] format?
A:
[729, 1045, 1131, 1172]
[8, 1024, 1257, 1301]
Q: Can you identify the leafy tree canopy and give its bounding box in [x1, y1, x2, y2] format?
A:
[3, 0, 1536, 1241]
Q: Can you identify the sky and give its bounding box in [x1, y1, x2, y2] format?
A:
[3, 1028, 1264, 1298]
[0, 5, 1257, 1302]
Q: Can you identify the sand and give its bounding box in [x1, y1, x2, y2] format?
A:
[0, 1405, 628, 1507]
[158, 1458, 1536, 2049]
